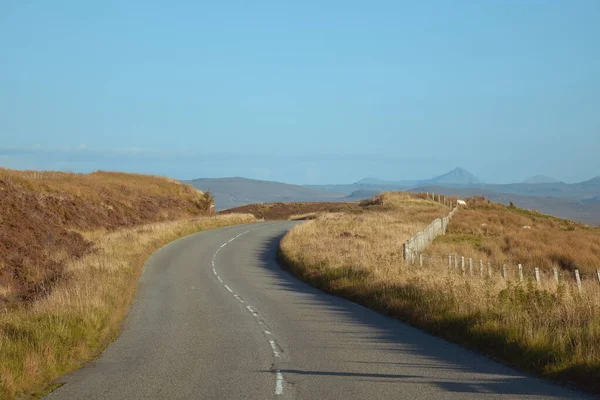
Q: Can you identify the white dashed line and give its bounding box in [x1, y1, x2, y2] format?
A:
[210, 224, 285, 395]
[269, 340, 281, 357]
[275, 371, 284, 395]
[233, 294, 244, 303]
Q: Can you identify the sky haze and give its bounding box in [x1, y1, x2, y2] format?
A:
[1, 1, 599, 184]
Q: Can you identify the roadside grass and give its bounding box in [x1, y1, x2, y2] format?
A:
[0, 214, 256, 399]
[279, 193, 600, 394]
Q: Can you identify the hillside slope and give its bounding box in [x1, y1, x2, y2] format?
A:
[0, 169, 212, 304]
[184, 177, 347, 210]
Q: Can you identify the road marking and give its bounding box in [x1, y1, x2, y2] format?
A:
[275, 371, 284, 395]
[234, 294, 244, 303]
[269, 340, 281, 357]
[210, 224, 286, 396]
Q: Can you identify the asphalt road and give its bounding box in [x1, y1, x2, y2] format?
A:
[45, 222, 587, 399]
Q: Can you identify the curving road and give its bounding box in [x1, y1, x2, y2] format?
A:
[45, 222, 587, 399]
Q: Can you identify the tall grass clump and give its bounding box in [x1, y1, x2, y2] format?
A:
[279, 193, 600, 394]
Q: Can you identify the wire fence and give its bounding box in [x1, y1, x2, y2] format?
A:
[402, 192, 600, 294]
[407, 243, 600, 294]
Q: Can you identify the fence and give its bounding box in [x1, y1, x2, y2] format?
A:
[402, 205, 457, 263]
[405, 250, 600, 294]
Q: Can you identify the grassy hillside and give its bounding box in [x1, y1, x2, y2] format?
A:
[0, 168, 256, 399]
[279, 192, 600, 394]
[0, 169, 212, 305]
[428, 197, 600, 277]
[409, 185, 600, 226]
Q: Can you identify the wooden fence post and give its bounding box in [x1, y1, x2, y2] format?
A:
[501, 264, 507, 280]
[468, 258, 473, 275]
[596, 269, 600, 285]
[518, 264, 523, 283]
[461, 256, 465, 273]
[575, 269, 582, 293]
[419, 254, 423, 267]
[479, 259, 483, 277]
[454, 254, 458, 269]
[534, 267, 541, 286]
[487, 261, 492, 278]
[553, 267, 559, 284]
[448, 254, 452, 268]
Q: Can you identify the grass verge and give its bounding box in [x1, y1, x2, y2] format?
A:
[0, 214, 256, 399]
[278, 194, 599, 395]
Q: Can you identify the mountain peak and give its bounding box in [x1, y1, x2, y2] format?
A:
[430, 167, 480, 185]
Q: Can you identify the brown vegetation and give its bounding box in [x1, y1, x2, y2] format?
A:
[0, 167, 257, 398]
[0, 169, 212, 305]
[428, 197, 600, 277]
[0, 214, 256, 399]
[279, 192, 600, 394]
[219, 201, 362, 220]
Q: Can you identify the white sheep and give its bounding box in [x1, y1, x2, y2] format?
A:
[457, 199, 467, 206]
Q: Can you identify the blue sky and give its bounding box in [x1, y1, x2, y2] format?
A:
[1, 1, 598, 184]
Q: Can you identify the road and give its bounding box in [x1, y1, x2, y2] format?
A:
[45, 222, 587, 399]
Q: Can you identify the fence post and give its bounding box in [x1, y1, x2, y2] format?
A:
[448, 254, 452, 268]
[553, 267, 559, 284]
[518, 264, 523, 283]
[487, 261, 492, 278]
[534, 267, 541, 286]
[461, 256, 465, 273]
[419, 254, 423, 267]
[454, 254, 458, 269]
[468, 258, 473, 276]
[596, 269, 600, 285]
[575, 269, 582, 293]
[479, 259, 483, 277]
[501, 264, 507, 280]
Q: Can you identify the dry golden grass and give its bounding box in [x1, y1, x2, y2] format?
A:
[0, 168, 206, 204]
[428, 197, 600, 278]
[0, 213, 256, 399]
[279, 193, 600, 394]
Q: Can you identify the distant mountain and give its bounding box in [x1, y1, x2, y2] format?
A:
[345, 189, 381, 199]
[430, 167, 480, 185]
[183, 177, 347, 211]
[579, 176, 600, 188]
[354, 177, 401, 185]
[313, 167, 481, 195]
[523, 175, 561, 184]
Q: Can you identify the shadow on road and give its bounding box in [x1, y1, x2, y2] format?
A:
[244, 226, 586, 399]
